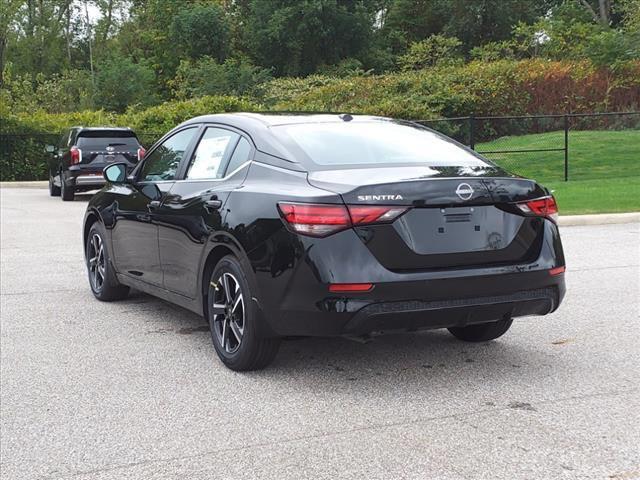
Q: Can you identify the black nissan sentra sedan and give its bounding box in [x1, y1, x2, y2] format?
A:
[83, 113, 566, 371]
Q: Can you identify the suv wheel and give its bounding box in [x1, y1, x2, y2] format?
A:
[61, 176, 75, 201]
[86, 222, 129, 301]
[207, 255, 280, 371]
[49, 174, 61, 196]
[448, 318, 513, 342]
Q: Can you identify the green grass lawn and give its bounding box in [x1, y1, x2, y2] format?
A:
[476, 130, 640, 214]
[546, 177, 640, 215]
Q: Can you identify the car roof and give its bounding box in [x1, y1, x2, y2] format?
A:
[71, 126, 135, 132]
[176, 112, 399, 161]
[181, 112, 390, 127]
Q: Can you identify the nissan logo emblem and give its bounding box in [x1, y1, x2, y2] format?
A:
[455, 183, 474, 200]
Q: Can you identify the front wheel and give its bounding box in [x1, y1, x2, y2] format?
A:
[207, 255, 280, 371]
[86, 223, 129, 301]
[448, 318, 513, 342]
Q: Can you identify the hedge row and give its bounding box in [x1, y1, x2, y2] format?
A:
[263, 59, 640, 117]
[2, 59, 639, 180]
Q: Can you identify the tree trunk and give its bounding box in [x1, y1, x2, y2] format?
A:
[103, 0, 114, 44]
[598, 0, 610, 25]
[0, 35, 6, 88]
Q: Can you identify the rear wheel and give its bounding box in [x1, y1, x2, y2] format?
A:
[86, 223, 129, 301]
[49, 174, 61, 196]
[61, 175, 75, 201]
[207, 255, 280, 371]
[448, 318, 513, 342]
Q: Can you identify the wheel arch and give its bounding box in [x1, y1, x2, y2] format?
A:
[201, 244, 236, 320]
[82, 208, 102, 255]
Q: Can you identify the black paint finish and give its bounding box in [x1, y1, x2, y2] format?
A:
[84, 113, 566, 338]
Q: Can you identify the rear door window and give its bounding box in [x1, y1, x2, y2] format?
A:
[186, 127, 239, 180]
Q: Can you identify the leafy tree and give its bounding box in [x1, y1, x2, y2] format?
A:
[616, 0, 640, 31]
[4, 1, 76, 79]
[169, 3, 230, 61]
[170, 57, 272, 99]
[0, 0, 23, 86]
[398, 35, 463, 70]
[94, 58, 157, 112]
[382, 0, 446, 48]
[244, 0, 374, 76]
[442, 0, 546, 51]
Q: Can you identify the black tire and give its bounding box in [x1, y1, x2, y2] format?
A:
[207, 255, 280, 371]
[86, 222, 129, 301]
[448, 318, 513, 342]
[61, 176, 74, 201]
[49, 174, 61, 197]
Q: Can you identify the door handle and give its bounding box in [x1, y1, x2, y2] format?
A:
[204, 198, 223, 210]
[147, 200, 161, 211]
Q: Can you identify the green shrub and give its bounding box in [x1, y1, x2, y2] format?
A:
[0, 95, 259, 180]
[397, 35, 463, 70]
[170, 57, 272, 99]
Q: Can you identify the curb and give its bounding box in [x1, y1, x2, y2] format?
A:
[559, 212, 640, 226]
[0, 181, 48, 189]
[1, 181, 638, 226]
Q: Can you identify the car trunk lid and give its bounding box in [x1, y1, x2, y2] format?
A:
[307, 165, 548, 271]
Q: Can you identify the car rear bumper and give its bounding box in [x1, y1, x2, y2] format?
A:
[257, 269, 565, 337]
[342, 286, 560, 335]
[74, 174, 106, 186]
[252, 221, 566, 338]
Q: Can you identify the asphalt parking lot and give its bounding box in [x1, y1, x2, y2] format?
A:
[1, 187, 639, 480]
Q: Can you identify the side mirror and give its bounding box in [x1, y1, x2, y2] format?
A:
[103, 162, 128, 184]
[45, 145, 55, 153]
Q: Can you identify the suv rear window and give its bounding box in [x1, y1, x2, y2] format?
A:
[76, 131, 140, 150]
[274, 121, 490, 168]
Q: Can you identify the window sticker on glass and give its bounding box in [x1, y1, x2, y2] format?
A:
[187, 128, 238, 179]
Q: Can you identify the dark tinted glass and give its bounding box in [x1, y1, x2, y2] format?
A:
[275, 122, 489, 168]
[77, 132, 140, 150]
[225, 137, 251, 175]
[139, 128, 197, 182]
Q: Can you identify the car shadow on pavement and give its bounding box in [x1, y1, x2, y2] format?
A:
[122, 290, 554, 391]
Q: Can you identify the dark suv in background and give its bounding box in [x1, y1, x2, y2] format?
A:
[48, 127, 144, 201]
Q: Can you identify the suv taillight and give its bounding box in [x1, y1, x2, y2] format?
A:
[70, 146, 81, 165]
[278, 202, 408, 237]
[137, 147, 146, 161]
[516, 196, 559, 223]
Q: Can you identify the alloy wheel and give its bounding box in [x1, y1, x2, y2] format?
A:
[211, 272, 245, 354]
[88, 233, 106, 292]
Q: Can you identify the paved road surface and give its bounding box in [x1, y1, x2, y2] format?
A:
[1, 188, 639, 479]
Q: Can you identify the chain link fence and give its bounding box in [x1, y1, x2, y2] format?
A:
[1, 112, 638, 182]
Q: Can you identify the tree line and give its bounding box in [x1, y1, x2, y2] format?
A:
[0, 0, 638, 114]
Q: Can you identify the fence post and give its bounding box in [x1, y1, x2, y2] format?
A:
[469, 116, 475, 150]
[564, 115, 569, 181]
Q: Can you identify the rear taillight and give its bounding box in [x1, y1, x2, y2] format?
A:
[516, 196, 559, 223]
[70, 146, 81, 165]
[137, 147, 146, 161]
[278, 202, 408, 237]
[348, 205, 408, 225]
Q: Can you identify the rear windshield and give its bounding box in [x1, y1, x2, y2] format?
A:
[76, 130, 140, 150]
[274, 122, 490, 167]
